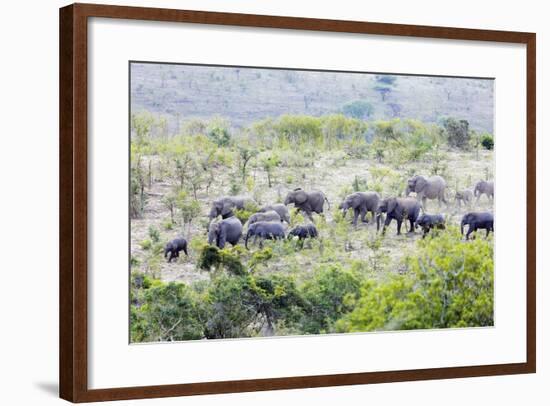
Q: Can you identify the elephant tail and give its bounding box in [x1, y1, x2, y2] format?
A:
[324, 195, 331, 210]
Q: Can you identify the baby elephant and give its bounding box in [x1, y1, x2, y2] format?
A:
[248, 210, 281, 225]
[288, 223, 318, 240]
[164, 237, 188, 262]
[455, 190, 474, 208]
[461, 212, 494, 240]
[416, 214, 446, 238]
[245, 221, 286, 249]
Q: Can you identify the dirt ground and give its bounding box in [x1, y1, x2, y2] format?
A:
[130, 149, 494, 284]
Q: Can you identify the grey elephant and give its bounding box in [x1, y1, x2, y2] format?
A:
[416, 214, 446, 238]
[405, 175, 448, 209]
[377, 197, 421, 235]
[259, 203, 291, 223]
[474, 180, 494, 203]
[339, 191, 380, 226]
[461, 212, 494, 240]
[164, 237, 188, 262]
[455, 189, 474, 208]
[248, 210, 281, 225]
[208, 196, 256, 220]
[245, 221, 286, 249]
[284, 188, 330, 220]
[287, 223, 318, 240]
[207, 217, 243, 249]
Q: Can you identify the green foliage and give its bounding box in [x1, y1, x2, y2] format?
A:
[148, 225, 160, 243]
[140, 239, 152, 250]
[206, 117, 231, 147]
[342, 100, 374, 119]
[197, 245, 246, 276]
[300, 264, 362, 334]
[131, 280, 204, 342]
[336, 228, 494, 332]
[443, 117, 471, 150]
[275, 115, 323, 147]
[481, 134, 494, 150]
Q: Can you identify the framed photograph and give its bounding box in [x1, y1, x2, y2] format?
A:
[59, 3, 536, 402]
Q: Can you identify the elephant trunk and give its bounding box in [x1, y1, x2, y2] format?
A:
[376, 213, 383, 231]
[164, 247, 169, 258]
[405, 185, 412, 196]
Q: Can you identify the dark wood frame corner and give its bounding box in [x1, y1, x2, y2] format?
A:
[59, 3, 536, 403]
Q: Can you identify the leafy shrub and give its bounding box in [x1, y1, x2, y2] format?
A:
[148, 225, 160, 243]
[336, 228, 494, 332]
[342, 100, 374, 119]
[206, 118, 231, 147]
[140, 239, 152, 250]
[299, 264, 362, 334]
[197, 245, 246, 276]
[481, 134, 494, 150]
[442, 117, 470, 150]
[131, 280, 204, 342]
[161, 218, 173, 230]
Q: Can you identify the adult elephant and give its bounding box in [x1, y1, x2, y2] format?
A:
[339, 191, 380, 226]
[377, 197, 421, 235]
[284, 188, 330, 221]
[207, 217, 243, 249]
[208, 196, 256, 220]
[474, 180, 494, 203]
[405, 175, 448, 210]
[461, 212, 494, 240]
[245, 221, 286, 249]
[259, 203, 291, 224]
[247, 210, 281, 225]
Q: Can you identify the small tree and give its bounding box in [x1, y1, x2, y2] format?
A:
[342, 100, 374, 119]
[237, 146, 258, 183]
[162, 191, 177, 223]
[260, 153, 280, 188]
[442, 117, 470, 150]
[176, 191, 201, 238]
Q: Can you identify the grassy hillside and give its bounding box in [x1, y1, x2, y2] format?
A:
[130, 63, 494, 134]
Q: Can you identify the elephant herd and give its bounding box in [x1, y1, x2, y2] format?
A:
[164, 177, 495, 263]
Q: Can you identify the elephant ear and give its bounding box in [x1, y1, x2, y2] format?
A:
[387, 198, 398, 214]
[221, 201, 234, 217]
[415, 176, 428, 192]
[294, 190, 308, 205]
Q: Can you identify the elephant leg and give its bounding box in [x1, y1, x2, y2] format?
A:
[466, 225, 475, 240]
[306, 211, 314, 222]
[485, 228, 490, 238]
[409, 219, 415, 233]
[352, 209, 359, 226]
[360, 208, 368, 223]
[396, 219, 403, 235]
[382, 217, 390, 235]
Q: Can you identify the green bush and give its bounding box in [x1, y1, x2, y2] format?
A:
[342, 100, 374, 119]
[442, 117, 470, 150]
[481, 134, 494, 150]
[140, 239, 152, 250]
[197, 245, 246, 276]
[131, 280, 204, 342]
[148, 225, 160, 243]
[299, 264, 362, 334]
[336, 228, 494, 332]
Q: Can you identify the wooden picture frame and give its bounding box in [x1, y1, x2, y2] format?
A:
[59, 3, 536, 402]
